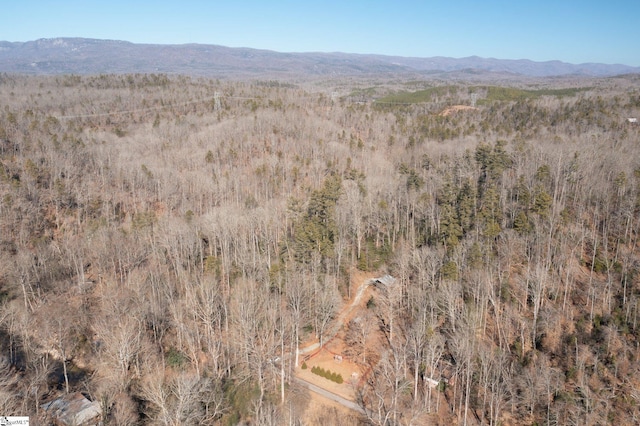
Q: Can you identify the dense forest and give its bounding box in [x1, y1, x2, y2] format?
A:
[1, 72, 640, 425]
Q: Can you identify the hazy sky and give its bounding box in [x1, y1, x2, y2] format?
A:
[3, 0, 640, 66]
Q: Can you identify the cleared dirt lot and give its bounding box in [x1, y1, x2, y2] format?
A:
[294, 270, 380, 417]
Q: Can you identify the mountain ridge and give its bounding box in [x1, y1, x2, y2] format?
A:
[1, 37, 638, 78]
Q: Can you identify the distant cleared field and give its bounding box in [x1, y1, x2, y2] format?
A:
[375, 85, 459, 104]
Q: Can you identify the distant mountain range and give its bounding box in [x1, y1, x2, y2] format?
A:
[0, 38, 638, 78]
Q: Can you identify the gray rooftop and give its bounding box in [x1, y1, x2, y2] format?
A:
[41, 392, 101, 426]
[373, 274, 396, 287]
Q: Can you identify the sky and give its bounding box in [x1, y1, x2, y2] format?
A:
[2, 0, 640, 66]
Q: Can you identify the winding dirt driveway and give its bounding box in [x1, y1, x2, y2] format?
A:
[298, 277, 372, 355]
[295, 275, 375, 415]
